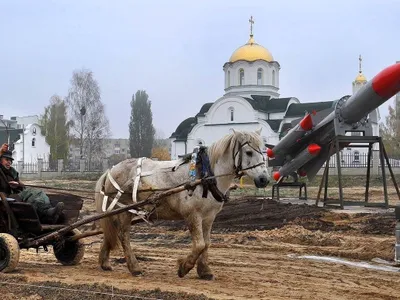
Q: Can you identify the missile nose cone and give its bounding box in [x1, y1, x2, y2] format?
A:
[299, 114, 313, 131]
[267, 148, 274, 158]
[372, 63, 400, 99]
[273, 172, 280, 181]
[307, 144, 321, 155]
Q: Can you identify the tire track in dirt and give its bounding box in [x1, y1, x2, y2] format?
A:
[2, 195, 400, 299]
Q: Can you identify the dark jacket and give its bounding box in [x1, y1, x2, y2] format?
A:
[0, 165, 25, 195]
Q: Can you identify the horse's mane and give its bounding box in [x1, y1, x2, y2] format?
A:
[208, 130, 263, 169]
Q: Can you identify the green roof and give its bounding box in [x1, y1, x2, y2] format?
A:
[169, 117, 196, 140]
[265, 119, 282, 132]
[284, 101, 335, 118]
[243, 95, 292, 113]
[196, 103, 214, 116]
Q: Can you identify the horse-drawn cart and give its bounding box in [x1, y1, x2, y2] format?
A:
[0, 179, 204, 273]
[0, 191, 87, 272]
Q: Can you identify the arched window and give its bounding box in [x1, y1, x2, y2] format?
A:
[239, 69, 244, 85]
[272, 70, 276, 86]
[32, 138, 36, 147]
[229, 107, 234, 122]
[227, 71, 231, 87]
[354, 151, 360, 162]
[257, 68, 263, 85]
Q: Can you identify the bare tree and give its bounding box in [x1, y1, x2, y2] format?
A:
[65, 68, 111, 166]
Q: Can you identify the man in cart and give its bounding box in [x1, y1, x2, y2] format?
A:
[0, 143, 64, 224]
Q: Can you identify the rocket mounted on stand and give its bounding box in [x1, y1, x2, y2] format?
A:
[267, 62, 400, 181]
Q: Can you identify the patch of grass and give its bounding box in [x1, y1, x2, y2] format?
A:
[239, 174, 400, 188]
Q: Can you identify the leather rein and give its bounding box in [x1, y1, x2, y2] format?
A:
[197, 140, 266, 203]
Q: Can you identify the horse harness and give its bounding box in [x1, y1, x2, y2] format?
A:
[195, 140, 266, 203]
[100, 140, 266, 214]
[232, 141, 266, 177]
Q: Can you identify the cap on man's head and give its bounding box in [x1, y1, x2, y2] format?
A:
[0, 150, 13, 161]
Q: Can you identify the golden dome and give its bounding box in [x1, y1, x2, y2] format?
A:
[354, 55, 367, 83]
[355, 72, 367, 83]
[229, 35, 274, 63]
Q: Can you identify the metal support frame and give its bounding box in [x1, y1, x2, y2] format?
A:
[316, 136, 400, 209]
[272, 176, 307, 201]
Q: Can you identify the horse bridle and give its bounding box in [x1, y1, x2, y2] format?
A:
[232, 141, 266, 178]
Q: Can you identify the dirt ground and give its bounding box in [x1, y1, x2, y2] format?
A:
[2, 181, 400, 299]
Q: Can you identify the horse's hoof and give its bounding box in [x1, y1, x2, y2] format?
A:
[177, 266, 186, 278]
[199, 274, 215, 281]
[101, 265, 113, 271]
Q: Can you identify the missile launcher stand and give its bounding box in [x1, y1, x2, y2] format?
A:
[316, 96, 400, 209]
[272, 173, 308, 201]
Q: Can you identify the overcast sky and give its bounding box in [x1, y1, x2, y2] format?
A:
[1, 0, 399, 139]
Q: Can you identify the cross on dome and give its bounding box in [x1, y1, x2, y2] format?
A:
[249, 16, 254, 37]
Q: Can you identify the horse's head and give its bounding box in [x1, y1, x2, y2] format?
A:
[231, 128, 270, 188]
[210, 128, 270, 188]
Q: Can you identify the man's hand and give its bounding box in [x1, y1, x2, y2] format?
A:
[8, 181, 19, 188]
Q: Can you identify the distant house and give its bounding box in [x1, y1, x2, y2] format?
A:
[68, 138, 130, 160]
[0, 114, 50, 163]
[12, 123, 50, 163]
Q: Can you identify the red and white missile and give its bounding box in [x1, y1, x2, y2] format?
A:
[267, 113, 313, 159]
[314, 62, 400, 132]
[341, 63, 400, 124]
[273, 143, 321, 181]
[298, 62, 400, 181]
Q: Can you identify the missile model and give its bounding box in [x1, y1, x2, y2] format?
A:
[267, 62, 400, 181]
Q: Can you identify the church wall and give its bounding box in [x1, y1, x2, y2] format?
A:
[12, 123, 50, 163]
[170, 139, 187, 159]
[224, 61, 280, 89]
[185, 121, 276, 155]
[269, 112, 285, 119]
[207, 97, 255, 124]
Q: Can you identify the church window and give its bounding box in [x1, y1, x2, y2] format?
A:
[229, 107, 234, 122]
[32, 138, 36, 147]
[354, 151, 360, 162]
[227, 71, 231, 87]
[257, 68, 263, 85]
[239, 69, 244, 85]
[272, 70, 276, 86]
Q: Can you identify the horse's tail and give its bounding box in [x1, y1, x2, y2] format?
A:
[95, 171, 120, 250]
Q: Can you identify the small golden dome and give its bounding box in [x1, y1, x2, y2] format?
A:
[229, 35, 274, 63]
[354, 55, 367, 83]
[355, 72, 367, 83]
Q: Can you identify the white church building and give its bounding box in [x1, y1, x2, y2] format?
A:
[169, 18, 380, 165]
[0, 115, 51, 163]
[12, 122, 50, 163]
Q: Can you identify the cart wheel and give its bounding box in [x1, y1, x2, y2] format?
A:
[53, 229, 85, 266]
[0, 233, 20, 273]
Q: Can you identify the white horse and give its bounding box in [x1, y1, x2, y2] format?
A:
[94, 129, 270, 280]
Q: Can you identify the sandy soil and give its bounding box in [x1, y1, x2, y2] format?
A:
[2, 188, 400, 299]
